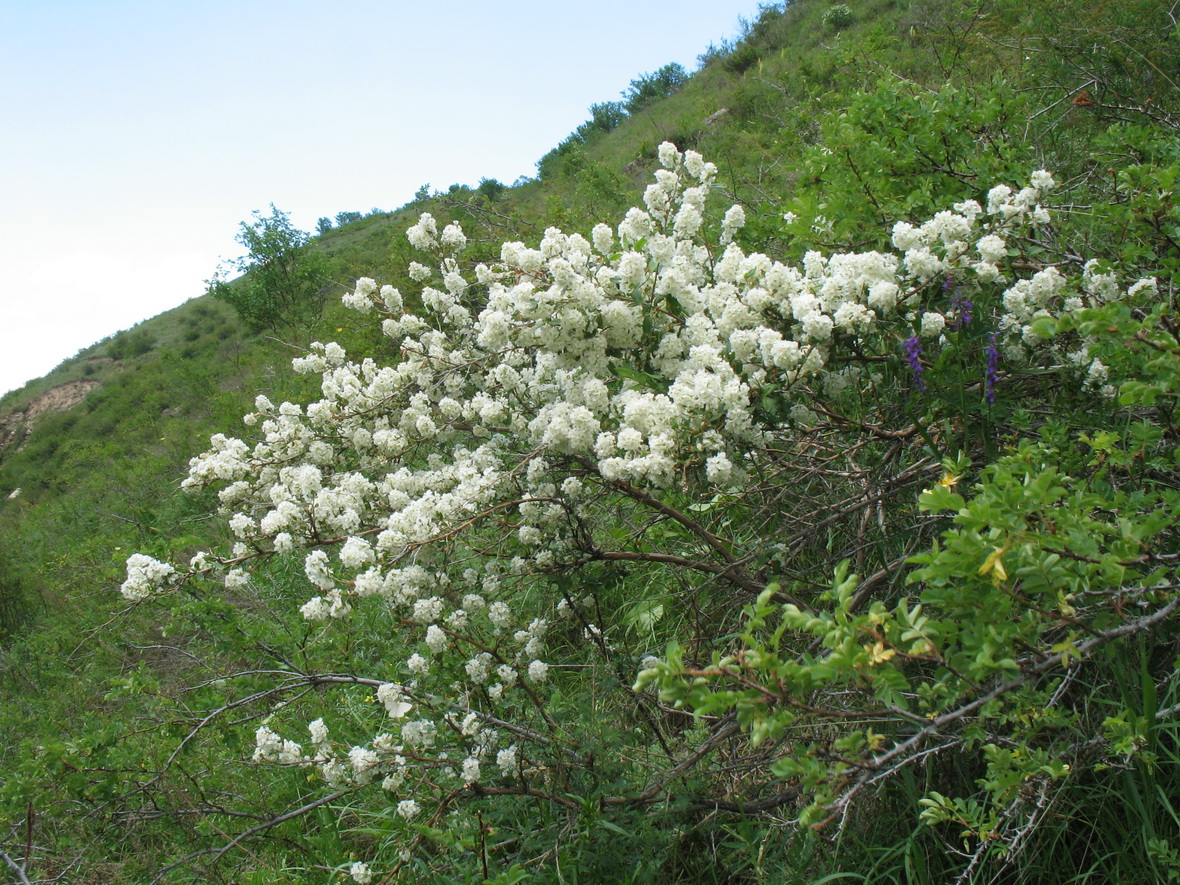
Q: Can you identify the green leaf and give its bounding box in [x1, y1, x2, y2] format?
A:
[919, 484, 965, 513]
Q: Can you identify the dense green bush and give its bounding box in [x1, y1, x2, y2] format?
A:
[107, 328, 156, 360]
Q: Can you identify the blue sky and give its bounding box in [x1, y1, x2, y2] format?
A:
[0, 0, 761, 396]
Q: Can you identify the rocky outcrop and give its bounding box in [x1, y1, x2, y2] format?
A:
[0, 380, 99, 452]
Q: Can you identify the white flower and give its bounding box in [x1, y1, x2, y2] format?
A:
[460, 713, 482, 737]
[658, 141, 680, 169]
[402, 719, 436, 747]
[674, 202, 703, 238]
[721, 204, 746, 245]
[446, 608, 468, 629]
[496, 663, 518, 687]
[866, 280, 899, 312]
[320, 759, 347, 786]
[349, 746, 380, 785]
[223, 568, 249, 590]
[440, 222, 467, 251]
[424, 624, 447, 652]
[497, 745, 519, 776]
[307, 718, 329, 745]
[488, 601, 511, 627]
[800, 312, 833, 342]
[461, 756, 481, 784]
[397, 799, 421, 820]
[413, 596, 445, 622]
[466, 653, 492, 683]
[592, 222, 614, 254]
[339, 536, 374, 569]
[976, 234, 1006, 264]
[406, 214, 438, 251]
[121, 554, 175, 602]
[1085, 359, 1109, 389]
[705, 453, 733, 485]
[891, 222, 924, 251]
[326, 589, 352, 619]
[833, 302, 875, 333]
[350, 861, 373, 884]
[300, 596, 330, 621]
[527, 660, 549, 683]
[1128, 277, 1158, 300]
[304, 550, 335, 591]
[1030, 169, 1056, 192]
[920, 311, 946, 339]
[904, 247, 945, 281]
[342, 286, 374, 314]
[987, 184, 1013, 215]
[253, 725, 303, 764]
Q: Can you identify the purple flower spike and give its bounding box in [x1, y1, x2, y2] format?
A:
[985, 334, 999, 405]
[903, 335, 926, 394]
[950, 293, 973, 330]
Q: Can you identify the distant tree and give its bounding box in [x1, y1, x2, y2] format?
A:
[697, 39, 735, 69]
[367, 207, 384, 216]
[576, 101, 628, 139]
[623, 63, 688, 114]
[536, 144, 570, 181]
[413, 183, 431, 202]
[335, 211, 363, 227]
[823, 4, 854, 30]
[477, 177, 506, 202]
[316, 216, 334, 235]
[208, 205, 330, 333]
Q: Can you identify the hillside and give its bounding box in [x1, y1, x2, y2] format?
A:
[3, 1, 1180, 882]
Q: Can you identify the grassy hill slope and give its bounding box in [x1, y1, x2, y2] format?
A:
[2, 1, 1179, 882]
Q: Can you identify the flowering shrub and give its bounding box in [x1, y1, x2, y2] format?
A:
[124, 143, 1179, 880]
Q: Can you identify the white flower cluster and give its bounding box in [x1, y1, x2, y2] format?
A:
[252, 725, 303, 764]
[120, 554, 176, 601]
[134, 143, 1157, 829]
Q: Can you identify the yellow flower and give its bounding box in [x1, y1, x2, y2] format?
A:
[978, 546, 1008, 583]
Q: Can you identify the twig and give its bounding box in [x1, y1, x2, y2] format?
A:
[0, 850, 32, 885]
